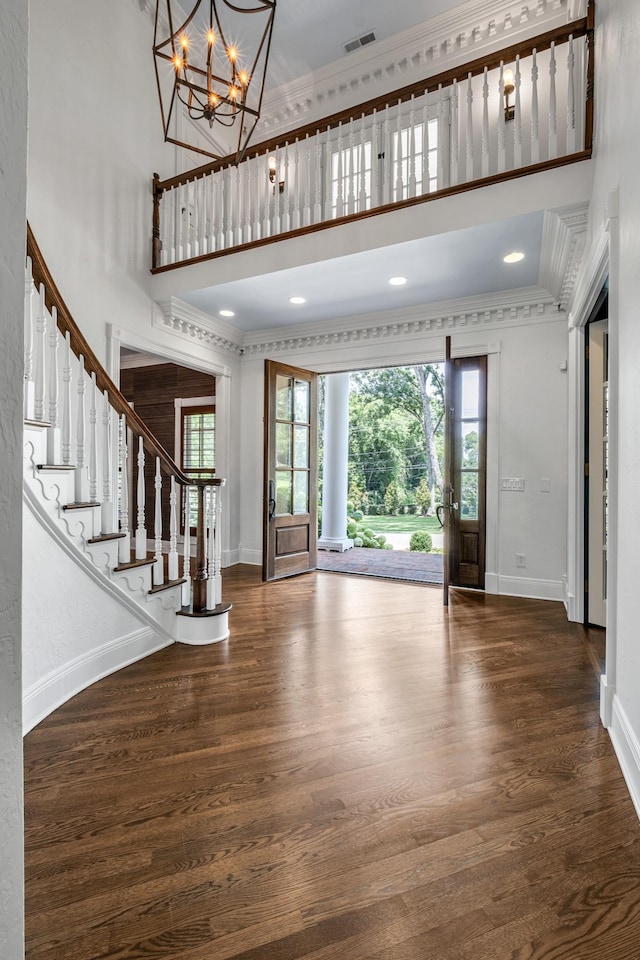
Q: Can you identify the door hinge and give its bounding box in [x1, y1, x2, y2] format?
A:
[586, 345, 590, 361]
[584, 462, 589, 477]
[585, 579, 589, 593]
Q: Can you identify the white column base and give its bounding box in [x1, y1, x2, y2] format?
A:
[318, 537, 354, 553]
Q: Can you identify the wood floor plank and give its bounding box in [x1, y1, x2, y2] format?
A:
[24, 567, 639, 960]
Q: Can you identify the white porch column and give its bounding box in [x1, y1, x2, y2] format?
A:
[318, 372, 353, 552]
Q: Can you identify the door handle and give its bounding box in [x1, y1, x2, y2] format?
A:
[268, 479, 276, 521]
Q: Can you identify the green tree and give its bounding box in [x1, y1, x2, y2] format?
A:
[415, 477, 432, 515]
[384, 479, 402, 515]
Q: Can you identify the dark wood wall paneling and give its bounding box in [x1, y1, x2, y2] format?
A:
[120, 364, 216, 537]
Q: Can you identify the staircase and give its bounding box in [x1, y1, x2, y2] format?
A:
[22, 226, 231, 729]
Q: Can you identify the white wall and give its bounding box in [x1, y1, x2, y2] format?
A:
[239, 314, 569, 599]
[0, 0, 27, 954]
[587, 0, 640, 815]
[27, 0, 170, 360]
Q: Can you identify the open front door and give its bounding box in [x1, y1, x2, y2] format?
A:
[263, 360, 318, 582]
[440, 346, 487, 602]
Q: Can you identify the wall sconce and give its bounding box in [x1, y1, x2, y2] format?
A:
[268, 156, 277, 183]
[503, 68, 515, 122]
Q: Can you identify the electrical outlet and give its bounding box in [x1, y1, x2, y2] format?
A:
[516, 553, 526, 568]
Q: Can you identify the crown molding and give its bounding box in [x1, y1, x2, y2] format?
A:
[539, 202, 589, 309]
[259, 0, 569, 139]
[155, 298, 244, 356]
[241, 286, 559, 357]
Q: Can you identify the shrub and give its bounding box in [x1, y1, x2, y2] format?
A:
[384, 480, 401, 515]
[363, 528, 375, 539]
[353, 509, 364, 522]
[346, 500, 355, 515]
[410, 531, 433, 553]
[415, 477, 432, 516]
[383, 543, 394, 550]
[353, 536, 363, 547]
[376, 534, 386, 546]
[407, 504, 417, 515]
[347, 521, 358, 537]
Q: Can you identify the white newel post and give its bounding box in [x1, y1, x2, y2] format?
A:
[318, 372, 353, 553]
[182, 487, 192, 607]
[75, 355, 89, 502]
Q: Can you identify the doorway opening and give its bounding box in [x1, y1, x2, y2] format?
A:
[316, 362, 446, 585]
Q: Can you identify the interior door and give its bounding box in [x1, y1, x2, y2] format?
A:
[263, 360, 318, 582]
[447, 353, 487, 592]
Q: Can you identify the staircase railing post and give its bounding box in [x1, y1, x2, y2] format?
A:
[192, 483, 208, 612]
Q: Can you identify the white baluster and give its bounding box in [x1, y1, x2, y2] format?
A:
[383, 105, 392, 205]
[482, 67, 490, 177]
[466, 72, 474, 182]
[261, 151, 270, 239]
[182, 486, 192, 607]
[226, 168, 234, 249]
[422, 96, 430, 193]
[335, 124, 344, 218]
[168, 475, 179, 581]
[514, 56, 522, 168]
[347, 119, 356, 215]
[549, 41, 558, 159]
[118, 414, 131, 564]
[566, 34, 576, 154]
[235, 162, 243, 246]
[89, 372, 98, 510]
[303, 134, 312, 226]
[273, 145, 282, 236]
[218, 168, 226, 250]
[75, 355, 89, 503]
[450, 79, 459, 186]
[314, 132, 323, 223]
[24, 258, 35, 419]
[62, 331, 72, 465]
[408, 97, 417, 198]
[358, 115, 368, 210]
[46, 306, 61, 463]
[395, 100, 404, 201]
[293, 138, 302, 229]
[101, 390, 113, 535]
[153, 457, 164, 586]
[214, 484, 223, 605]
[281, 142, 291, 232]
[206, 487, 215, 610]
[437, 85, 447, 188]
[135, 436, 146, 559]
[192, 180, 200, 258]
[34, 284, 46, 422]
[531, 49, 540, 164]
[498, 64, 507, 173]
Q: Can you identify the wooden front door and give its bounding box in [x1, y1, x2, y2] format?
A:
[263, 360, 318, 582]
[447, 354, 487, 591]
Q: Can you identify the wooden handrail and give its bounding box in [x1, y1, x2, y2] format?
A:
[154, 12, 592, 194]
[26, 223, 221, 489]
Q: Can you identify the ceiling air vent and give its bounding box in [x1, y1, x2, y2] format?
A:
[344, 31, 376, 54]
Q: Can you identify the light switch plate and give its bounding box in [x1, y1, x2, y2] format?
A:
[500, 478, 525, 491]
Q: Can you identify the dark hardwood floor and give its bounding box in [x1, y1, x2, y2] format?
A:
[24, 566, 640, 960]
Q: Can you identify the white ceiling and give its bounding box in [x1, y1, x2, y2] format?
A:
[180, 211, 545, 331]
[265, 0, 466, 90]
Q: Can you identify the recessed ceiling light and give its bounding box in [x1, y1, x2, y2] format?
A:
[503, 251, 525, 264]
[219, 309, 235, 317]
[389, 276, 408, 286]
[289, 296, 306, 304]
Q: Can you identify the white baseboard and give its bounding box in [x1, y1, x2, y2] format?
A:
[600, 673, 615, 727]
[609, 695, 640, 823]
[223, 548, 241, 567]
[485, 574, 564, 602]
[23, 627, 172, 734]
[239, 547, 262, 566]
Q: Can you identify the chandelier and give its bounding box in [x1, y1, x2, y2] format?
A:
[153, 0, 277, 162]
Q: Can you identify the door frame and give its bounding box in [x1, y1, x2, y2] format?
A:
[566, 209, 617, 729]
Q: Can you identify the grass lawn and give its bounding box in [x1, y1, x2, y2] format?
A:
[363, 514, 442, 535]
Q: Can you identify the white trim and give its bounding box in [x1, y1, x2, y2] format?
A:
[609, 695, 640, 822]
[240, 547, 262, 566]
[112, 317, 233, 378]
[23, 627, 170, 734]
[174, 395, 216, 466]
[487, 575, 565, 602]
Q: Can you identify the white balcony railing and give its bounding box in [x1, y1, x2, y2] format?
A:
[152, 12, 593, 271]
